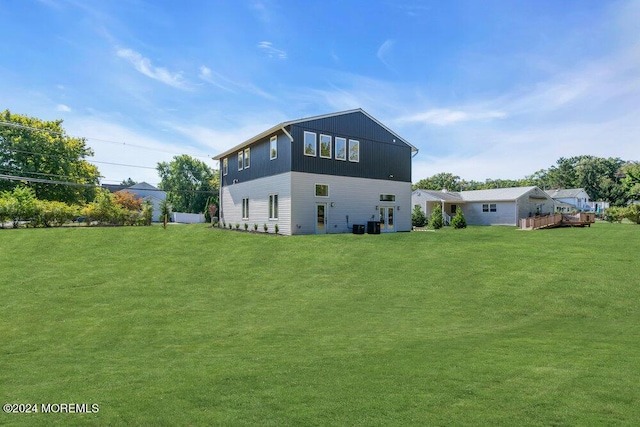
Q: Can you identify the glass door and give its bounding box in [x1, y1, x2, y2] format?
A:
[379, 206, 395, 232]
[316, 203, 327, 233]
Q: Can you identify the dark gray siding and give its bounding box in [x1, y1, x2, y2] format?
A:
[220, 132, 291, 187]
[290, 111, 412, 182]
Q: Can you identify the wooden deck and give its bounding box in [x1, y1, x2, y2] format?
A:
[520, 213, 595, 230]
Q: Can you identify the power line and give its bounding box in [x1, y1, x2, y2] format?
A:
[0, 173, 216, 194]
[0, 167, 96, 182]
[0, 120, 213, 159]
[3, 147, 158, 170]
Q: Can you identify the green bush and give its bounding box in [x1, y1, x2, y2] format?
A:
[428, 207, 443, 230]
[411, 205, 427, 227]
[0, 185, 37, 228]
[604, 206, 626, 223]
[625, 204, 640, 224]
[450, 207, 467, 229]
[33, 200, 79, 227]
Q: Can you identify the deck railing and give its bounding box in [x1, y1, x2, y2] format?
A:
[520, 212, 595, 230]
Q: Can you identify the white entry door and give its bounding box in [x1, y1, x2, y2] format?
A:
[379, 206, 395, 232]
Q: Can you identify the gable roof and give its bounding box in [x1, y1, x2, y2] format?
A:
[545, 188, 588, 199]
[459, 186, 540, 202]
[412, 189, 463, 202]
[212, 108, 417, 160]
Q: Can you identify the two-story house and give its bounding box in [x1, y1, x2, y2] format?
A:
[213, 109, 417, 235]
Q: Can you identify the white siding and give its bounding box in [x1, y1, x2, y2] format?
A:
[464, 202, 516, 226]
[220, 172, 292, 235]
[290, 172, 411, 234]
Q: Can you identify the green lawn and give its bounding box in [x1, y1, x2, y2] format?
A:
[1, 223, 639, 426]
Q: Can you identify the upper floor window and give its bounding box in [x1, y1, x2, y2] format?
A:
[335, 137, 346, 161]
[222, 158, 228, 175]
[238, 151, 244, 171]
[320, 134, 332, 159]
[348, 139, 359, 162]
[244, 148, 250, 169]
[315, 184, 329, 197]
[304, 131, 316, 156]
[270, 135, 277, 160]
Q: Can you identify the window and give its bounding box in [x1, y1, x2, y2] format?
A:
[238, 151, 243, 171]
[304, 131, 316, 156]
[483, 203, 497, 212]
[348, 139, 359, 162]
[335, 137, 346, 161]
[320, 134, 331, 158]
[244, 148, 250, 169]
[451, 204, 457, 214]
[223, 158, 228, 176]
[270, 135, 277, 160]
[269, 194, 278, 219]
[242, 198, 249, 219]
[380, 194, 396, 202]
[315, 184, 329, 197]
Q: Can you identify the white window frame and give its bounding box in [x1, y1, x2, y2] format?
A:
[269, 194, 278, 220]
[242, 198, 249, 219]
[244, 148, 250, 169]
[238, 151, 244, 171]
[335, 137, 347, 161]
[315, 184, 329, 197]
[270, 135, 277, 160]
[483, 203, 497, 213]
[304, 131, 317, 157]
[319, 134, 332, 159]
[348, 139, 360, 162]
[222, 158, 228, 176]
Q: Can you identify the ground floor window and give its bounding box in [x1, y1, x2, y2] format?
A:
[242, 198, 249, 219]
[269, 194, 278, 219]
[483, 203, 497, 212]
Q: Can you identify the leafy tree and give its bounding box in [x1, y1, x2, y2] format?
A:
[0, 185, 37, 228]
[413, 172, 462, 191]
[114, 190, 142, 211]
[411, 205, 427, 227]
[621, 162, 640, 201]
[0, 110, 100, 204]
[450, 207, 467, 229]
[120, 177, 137, 187]
[428, 206, 443, 229]
[157, 155, 217, 213]
[624, 204, 640, 224]
[159, 199, 172, 228]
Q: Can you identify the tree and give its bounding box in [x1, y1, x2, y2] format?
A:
[157, 155, 217, 213]
[428, 205, 443, 229]
[450, 207, 467, 229]
[411, 205, 427, 227]
[0, 110, 100, 204]
[120, 178, 137, 187]
[621, 162, 640, 201]
[114, 190, 143, 211]
[413, 172, 462, 191]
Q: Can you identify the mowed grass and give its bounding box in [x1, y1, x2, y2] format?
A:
[1, 223, 639, 426]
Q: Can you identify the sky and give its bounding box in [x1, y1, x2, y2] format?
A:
[1, 0, 639, 186]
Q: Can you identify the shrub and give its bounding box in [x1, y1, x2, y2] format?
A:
[428, 207, 443, 230]
[604, 206, 625, 223]
[0, 185, 37, 228]
[263, 223, 268, 232]
[625, 204, 640, 224]
[411, 205, 427, 227]
[450, 207, 467, 229]
[114, 190, 143, 211]
[34, 200, 79, 227]
[159, 199, 172, 223]
[235, 223, 240, 230]
[244, 223, 248, 231]
[275, 224, 279, 234]
[253, 223, 258, 231]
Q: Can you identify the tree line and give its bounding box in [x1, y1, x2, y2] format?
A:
[1, 110, 219, 223]
[414, 156, 640, 206]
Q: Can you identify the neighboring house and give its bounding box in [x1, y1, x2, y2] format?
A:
[123, 182, 167, 222]
[545, 188, 591, 211]
[412, 186, 555, 226]
[213, 109, 418, 235]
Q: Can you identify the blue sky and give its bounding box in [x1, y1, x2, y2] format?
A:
[1, 0, 639, 185]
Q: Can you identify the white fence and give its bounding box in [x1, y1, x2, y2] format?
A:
[172, 212, 206, 224]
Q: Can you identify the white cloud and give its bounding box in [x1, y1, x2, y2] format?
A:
[56, 104, 71, 112]
[398, 109, 507, 126]
[116, 48, 188, 90]
[257, 41, 287, 59]
[198, 64, 275, 99]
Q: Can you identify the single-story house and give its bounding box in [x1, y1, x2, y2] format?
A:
[213, 108, 418, 235]
[412, 186, 556, 226]
[545, 188, 591, 211]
